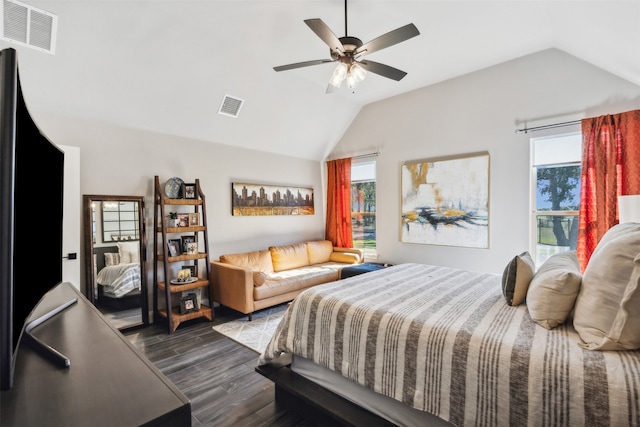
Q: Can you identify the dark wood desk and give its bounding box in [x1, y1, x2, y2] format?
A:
[1, 282, 191, 426]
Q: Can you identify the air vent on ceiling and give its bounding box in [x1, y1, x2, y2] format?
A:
[1, 0, 57, 54]
[218, 94, 244, 118]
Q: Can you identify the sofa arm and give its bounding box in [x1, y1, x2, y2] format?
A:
[332, 247, 364, 264]
[210, 261, 254, 315]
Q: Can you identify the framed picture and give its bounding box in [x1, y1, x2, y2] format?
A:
[188, 212, 199, 226]
[185, 242, 198, 255]
[179, 293, 198, 314]
[401, 152, 489, 248]
[182, 264, 197, 277]
[181, 235, 196, 250]
[177, 213, 189, 227]
[182, 183, 197, 199]
[231, 182, 314, 216]
[167, 240, 180, 257]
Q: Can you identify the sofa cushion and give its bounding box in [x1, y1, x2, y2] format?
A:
[307, 240, 334, 264]
[270, 243, 310, 272]
[254, 266, 339, 300]
[220, 249, 274, 273]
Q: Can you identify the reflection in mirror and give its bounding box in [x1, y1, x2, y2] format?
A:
[83, 195, 148, 331]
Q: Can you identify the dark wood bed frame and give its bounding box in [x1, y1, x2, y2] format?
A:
[255, 353, 395, 426]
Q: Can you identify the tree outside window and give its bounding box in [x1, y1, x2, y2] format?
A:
[351, 161, 376, 254]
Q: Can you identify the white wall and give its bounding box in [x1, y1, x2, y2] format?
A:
[27, 112, 325, 295]
[329, 49, 640, 273]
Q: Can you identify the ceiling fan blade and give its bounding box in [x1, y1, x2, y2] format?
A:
[326, 83, 340, 94]
[304, 18, 344, 56]
[354, 23, 420, 57]
[358, 60, 407, 81]
[274, 59, 335, 72]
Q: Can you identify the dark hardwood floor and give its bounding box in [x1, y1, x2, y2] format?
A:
[124, 307, 312, 427]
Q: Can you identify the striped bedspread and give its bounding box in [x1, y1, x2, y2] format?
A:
[96, 262, 141, 298]
[258, 263, 640, 426]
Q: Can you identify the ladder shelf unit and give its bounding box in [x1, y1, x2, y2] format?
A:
[153, 176, 213, 333]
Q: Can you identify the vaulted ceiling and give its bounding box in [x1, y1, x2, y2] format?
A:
[4, 1, 640, 160]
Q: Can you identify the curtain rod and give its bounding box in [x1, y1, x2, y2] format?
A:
[351, 151, 379, 160]
[514, 119, 581, 134]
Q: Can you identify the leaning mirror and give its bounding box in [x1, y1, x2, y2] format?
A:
[83, 195, 149, 331]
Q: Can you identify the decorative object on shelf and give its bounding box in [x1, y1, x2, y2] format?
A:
[166, 211, 178, 228]
[170, 277, 197, 285]
[182, 183, 197, 199]
[185, 242, 198, 255]
[167, 239, 181, 256]
[183, 264, 197, 277]
[231, 182, 315, 216]
[170, 269, 196, 284]
[176, 213, 189, 227]
[179, 293, 198, 314]
[177, 268, 191, 281]
[164, 177, 184, 199]
[180, 235, 196, 251]
[188, 212, 199, 226]
[401, 152, 489, 248]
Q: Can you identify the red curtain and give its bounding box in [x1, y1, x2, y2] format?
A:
[576, 109, 640, 270]
[325, 158, 353, 248]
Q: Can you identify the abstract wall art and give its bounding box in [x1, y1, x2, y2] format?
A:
[401, 152, 489, 248]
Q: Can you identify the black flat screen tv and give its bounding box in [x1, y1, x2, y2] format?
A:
[0, 48, 65, 390]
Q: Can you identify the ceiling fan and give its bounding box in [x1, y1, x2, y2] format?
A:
[273, 0, 420, 93]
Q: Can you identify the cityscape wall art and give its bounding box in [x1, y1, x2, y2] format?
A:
[231, 182, 315, 216]
[401, 152, 489, 248]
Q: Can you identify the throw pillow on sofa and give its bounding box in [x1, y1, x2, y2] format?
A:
[253, 271, 267, 287]
[330, 251, 360, 264]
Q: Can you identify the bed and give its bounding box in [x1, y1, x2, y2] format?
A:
[257, 259, 640, 426]
[94, 244, 142, 309]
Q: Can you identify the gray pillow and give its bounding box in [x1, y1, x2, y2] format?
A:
[502, 251, 535, 306]
[573, 223, 640, 350]
[526, 251, 582, 329]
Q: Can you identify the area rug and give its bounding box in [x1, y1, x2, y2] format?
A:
[212, 304, 288, 353]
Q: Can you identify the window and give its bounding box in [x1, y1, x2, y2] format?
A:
[530, 133, 581, 265]
[351, 160, 376, 257]
[101, 201, 140, 243]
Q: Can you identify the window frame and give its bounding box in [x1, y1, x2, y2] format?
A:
[529, 132, 581, 266]
[351, 158, 377, 259]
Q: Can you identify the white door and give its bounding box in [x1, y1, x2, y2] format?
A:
[59, 145, 81, 290]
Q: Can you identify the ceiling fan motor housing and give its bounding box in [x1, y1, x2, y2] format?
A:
[332, 36, 363, 61]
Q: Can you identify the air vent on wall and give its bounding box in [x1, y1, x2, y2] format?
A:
[1, 0, 57, 54]
[218, 94, 244, 118]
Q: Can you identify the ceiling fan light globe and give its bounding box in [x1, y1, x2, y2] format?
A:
[329, 62, 348, 87]
[328, 75, 343, 88]
[346, 73, 358, 89]
[350, 63, 367, 82]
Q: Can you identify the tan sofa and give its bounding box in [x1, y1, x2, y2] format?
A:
[210, 240, 363, 320]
